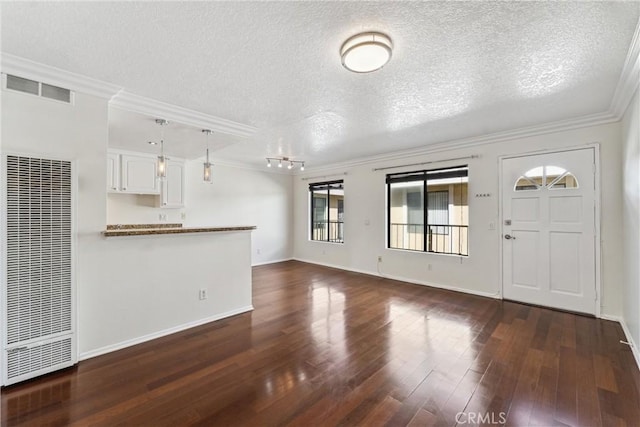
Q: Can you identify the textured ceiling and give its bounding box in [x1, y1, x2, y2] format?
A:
[1, 2, 639, 168]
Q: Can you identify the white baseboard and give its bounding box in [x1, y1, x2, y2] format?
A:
[376, 271, 502, 299]
[252, 257, 293, 267]
[292, 257, 376, 276]
[292, 257, 501, 300]
[600, 314, 640, 370]
[78, 305, 254, 361]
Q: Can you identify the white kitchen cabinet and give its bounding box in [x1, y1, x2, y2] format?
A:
[107, 152, 119, 192]
[107, 150, 185, 205]
[120, 154, 160, 194]
[159, 160, 185, 208]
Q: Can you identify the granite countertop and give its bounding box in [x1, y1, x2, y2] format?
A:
[102, 223, 256, 237]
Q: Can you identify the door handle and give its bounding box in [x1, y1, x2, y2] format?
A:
[504, 234, 516, 240]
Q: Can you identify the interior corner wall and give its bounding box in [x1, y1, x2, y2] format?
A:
[622, 87, 640, 358]
[183, 163, 294, 265]
[293, 122, 623, 318]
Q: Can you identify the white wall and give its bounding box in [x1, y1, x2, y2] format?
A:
[622, 87, 640, 362]
[184, 163, 293, 265]
[107, 161, 294, 265]
[107, 193, 184, 224]
[293, 122, 623, 317]
[1, 89, 110, 359]
[1, 89, 255, 360]
[78, 230, 253, 359]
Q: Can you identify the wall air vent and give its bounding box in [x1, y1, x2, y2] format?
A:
[5, 74, 72, 103]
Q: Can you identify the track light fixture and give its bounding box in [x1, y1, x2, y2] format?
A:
[266, 157, 306, 171]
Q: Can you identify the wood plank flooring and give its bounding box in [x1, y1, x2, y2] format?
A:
[2, 260, 639, 426]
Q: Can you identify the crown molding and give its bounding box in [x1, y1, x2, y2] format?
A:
[0, 52, 121, 99]
[297, 111, 618, 174]
[610, 17, 640, 118]
[0, 53, 257, 139]
[110, 91, 257, 139]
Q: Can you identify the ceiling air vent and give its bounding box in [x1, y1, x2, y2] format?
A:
[5, 74, 72, 103]
[6, 75, 39, 95]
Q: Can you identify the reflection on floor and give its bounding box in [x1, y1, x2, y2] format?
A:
[2, 260, 639, 426]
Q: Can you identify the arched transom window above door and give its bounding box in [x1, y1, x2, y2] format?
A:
[514, 166, 579, 191]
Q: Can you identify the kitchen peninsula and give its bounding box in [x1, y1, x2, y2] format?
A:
[102, 223, 256, 237]
[83, 223, 256, 360]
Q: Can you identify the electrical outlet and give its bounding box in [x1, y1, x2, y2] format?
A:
[158, 213, 168, 221]
[199, 289, 208, 300]
[427, 264, 432, 271]
[377, 256, 382, 262]
[181, 212, 186, 220]
[256, 248, 261, 255]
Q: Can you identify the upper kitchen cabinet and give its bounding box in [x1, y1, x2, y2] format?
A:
[107, 150, 159, 195]
[159, 160, 185, 208]
[121, 154, 159, 194]
[107, 152, 119, 193]
[107, 150, 185, 205]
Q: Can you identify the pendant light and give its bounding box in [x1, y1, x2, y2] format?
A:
[202, 129, 213, 183]
[155, 119, 169, 179]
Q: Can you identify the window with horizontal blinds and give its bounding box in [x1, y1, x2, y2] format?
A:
[386, 165, 468, 255]
[309, 180, 344, 243]
[3, 155, 75, 385]
[428, 191, 449, 235]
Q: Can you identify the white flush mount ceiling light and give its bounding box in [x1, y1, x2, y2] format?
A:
[340, 32, 393, 73]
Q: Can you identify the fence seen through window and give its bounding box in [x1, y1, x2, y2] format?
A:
[310, 180, 344, 243]
[387, 166, 469, 255]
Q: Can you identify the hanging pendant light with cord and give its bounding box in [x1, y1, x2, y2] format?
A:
[202, 129, 213, 183]
[155, 119, 169, 179]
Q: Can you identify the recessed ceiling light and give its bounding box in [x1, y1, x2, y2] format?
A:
[340, 32, 393, 73]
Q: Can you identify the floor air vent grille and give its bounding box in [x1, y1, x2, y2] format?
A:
[7, 337, 73, 380]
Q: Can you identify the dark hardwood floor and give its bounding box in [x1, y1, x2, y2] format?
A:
[2, 260, 639, 426]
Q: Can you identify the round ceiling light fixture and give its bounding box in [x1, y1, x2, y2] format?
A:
[340, 32, 393, 73]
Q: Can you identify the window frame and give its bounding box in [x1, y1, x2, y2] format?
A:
[386, 165, 468, 255]
[309, 179, 344, 244]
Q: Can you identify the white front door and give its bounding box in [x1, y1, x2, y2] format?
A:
[501, 148, 597, 314]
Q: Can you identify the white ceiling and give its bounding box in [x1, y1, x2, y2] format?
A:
[1, 2, 639, 168]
